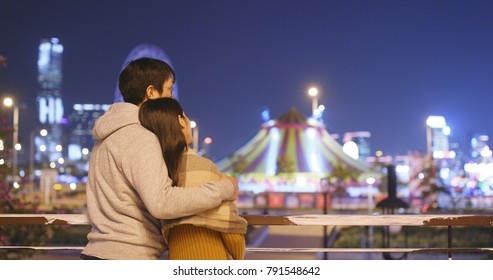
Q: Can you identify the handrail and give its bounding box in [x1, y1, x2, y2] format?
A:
[1, 214, 492, 258]
[1, 213, 492, 226]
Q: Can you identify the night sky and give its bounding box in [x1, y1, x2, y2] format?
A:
[1, 0, 493, 161]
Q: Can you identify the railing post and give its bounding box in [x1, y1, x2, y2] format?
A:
[448, 225, 453, 260]
[263, 192, 269, 215]
[322, 190, 328, 260]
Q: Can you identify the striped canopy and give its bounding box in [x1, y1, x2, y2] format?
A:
[216, 107, 368, 192]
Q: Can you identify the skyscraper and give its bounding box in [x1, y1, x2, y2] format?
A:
[36, 37, 64, 165]
[426, 116, 451, 159]
[66, 103, 110, 161]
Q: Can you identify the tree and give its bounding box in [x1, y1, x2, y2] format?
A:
[417, 159, 451, 210]
[229, 154, 248, 178]
[275, 155, 295, 177]
[325, 161, 360, 196]
[0, 110, 12, 182]
[0, 182, 48, 259]
[0, 55, 7, 68]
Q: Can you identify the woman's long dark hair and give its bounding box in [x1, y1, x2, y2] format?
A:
[139, 98, 187, 185]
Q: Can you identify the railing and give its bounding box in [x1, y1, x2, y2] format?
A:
[1, 214, 492, 259]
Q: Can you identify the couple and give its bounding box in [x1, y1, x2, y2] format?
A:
[81, 57, 247, 260]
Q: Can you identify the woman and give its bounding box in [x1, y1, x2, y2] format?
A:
[139, 97, 247, 260]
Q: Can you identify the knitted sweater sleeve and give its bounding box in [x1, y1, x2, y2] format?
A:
[122, 134, 234, 219]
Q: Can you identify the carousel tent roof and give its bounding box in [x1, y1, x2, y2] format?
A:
[216, 107, 368, 176]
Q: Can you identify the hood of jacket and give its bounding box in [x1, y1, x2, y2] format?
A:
[93, 102, 140, 141]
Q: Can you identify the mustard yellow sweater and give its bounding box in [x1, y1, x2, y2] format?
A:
[162, 152, 248, 260]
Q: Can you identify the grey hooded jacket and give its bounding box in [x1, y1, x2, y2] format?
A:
[82, 102, 234, 259]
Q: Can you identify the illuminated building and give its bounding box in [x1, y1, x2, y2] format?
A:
[35, 37, 64, 164]
[66, 104, 110, 161]
[469, 132, 490, 160]
[426, 116, 452, 159]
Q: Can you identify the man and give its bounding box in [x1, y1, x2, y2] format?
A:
[81, 57, 238, 260]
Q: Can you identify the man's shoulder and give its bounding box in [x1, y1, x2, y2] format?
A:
[128, 127, 160, 150]
[105, 123, 160, 155]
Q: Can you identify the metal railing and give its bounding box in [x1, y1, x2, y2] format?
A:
[1, 214, 492, 259]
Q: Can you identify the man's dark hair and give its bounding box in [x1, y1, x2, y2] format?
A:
[118, 57, 176, 105]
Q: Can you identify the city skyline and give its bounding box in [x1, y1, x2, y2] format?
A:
[1, 1, 493, 161]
